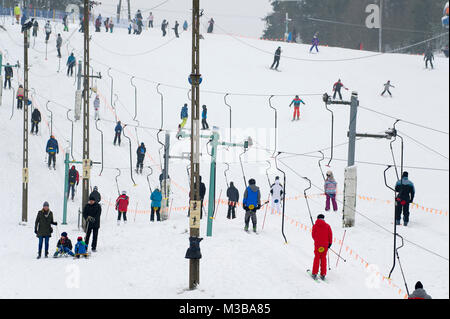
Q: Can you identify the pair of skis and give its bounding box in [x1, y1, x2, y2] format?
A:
[307, 270, 328, 283]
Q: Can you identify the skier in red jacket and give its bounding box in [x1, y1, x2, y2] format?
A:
[116, 191, 130, 225]
[332, 79, 348, 100]
[311, 214, 333, 280]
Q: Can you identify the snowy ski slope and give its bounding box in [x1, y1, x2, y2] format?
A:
[0, 16, 448, 299]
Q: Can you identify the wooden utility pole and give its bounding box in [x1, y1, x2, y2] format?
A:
[189, 0, 201, 290]
[22, 27, 29, 223]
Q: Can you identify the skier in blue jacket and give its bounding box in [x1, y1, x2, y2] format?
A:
[46, 135, 59, 169]
[242, 178, 261, 232]
[150, 188, 163, 222]
[180, 103, 188, 128]
[67, 53, 76, 76]
[114, 121, 122, 146]
[201, 105, 209, 130]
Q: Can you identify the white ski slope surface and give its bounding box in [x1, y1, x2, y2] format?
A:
[0, 18, 448, 299]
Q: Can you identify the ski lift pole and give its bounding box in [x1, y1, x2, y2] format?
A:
[107, 68, 113, 108]
[146, 166, 154, 194]
[324, 98, 334, 166]
[302, 176, 314, 226]
[389, 121, 400, 180]
[224, 162, 230, 188]
[274, 151, 288, 244]
[390, 233, 410, 295]
[45, 100, 53, 136]
[130, 76, 140, 143]
[336, 230, 347, 268]
[66, 109, 75, 161]
[94, 119, 104, 176]
[115, 168, 121, 195]
[10, 87, 15, 120]
[268, 95, 277, 154]
[265, 160, 272, 187]
[318, 151, 326, 181]
[384, 165, 399, 280]
[239, 148, 248, 188]
[224, 93, 231, 143]
[156, 83, 164, 169]
[122, 125, 137, 186]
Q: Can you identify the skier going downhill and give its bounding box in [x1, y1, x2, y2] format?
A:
[424, 46, 435, 69]
[270, 176, 284, 214]
[46, 135, 59, 169]
[395, 171, 415, 226]
[310, 214, 333, 281]
[67, 165, 79, 201]
[381, 80, 395, 97]
[270, 47, 282, 70]
[226, 182, 239, 219]
[332, 79, 348, 100]
[136, 142, 146, 174]
[289, 95, 306, 121]
[242, 178, 262, 233]
[309, 32, 319, 53]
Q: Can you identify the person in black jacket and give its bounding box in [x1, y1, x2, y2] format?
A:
[424, 46, 434, 69]
[4, 63, 13, 89]
[34, 201, 58, 259]
[89, 186, 101, 204]
[395, 171, 415, 226]
[82, 195, 102, 252]
[270, 47, 281, 70]
[31, 108, 41, 135]
[226, 182, 239, 219]
[161, 19, 168, 36]
[136, 142, 146, 174]
[173, 21, 179, 38]
[67, 165, 79, 201]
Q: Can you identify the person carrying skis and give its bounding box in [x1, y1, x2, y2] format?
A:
[408, 281, 432, 299]
[201, 105, 209, 130]
[324, 171, 338, 212]
[116, 191, 129, 225]
[173, 20, 180, 38]
[136, 142, 146, 174]
[381, 80, 395, 97]
[424, 46, 435, 69]
[82, 195, 102, 252]
[14, 4, 21, 24]
[311, 214, 333, 280]
[289, 95, 306, 121]
[148, 12, 154, 28]
[63, 14, 69, 32]
[31, 107, 41, 135]
[34, 201, 58, 259]
[150, 188, 163, 222]
[207, 18, 215, 33]
[270, 47, 282, 70]
[226, 182, 239, 219]
[310, 32, 319, 53]
[74, 237, 89, 258]
[16, 84, 24, 109]
[53, 232, 75, 257]
[46, 135, 59, 169]
[180, 103, 188, 128]
[67, 53, 76, 77]
[32, 19, 39, 37]
[242, 178, 262, 232]
[4, 63, 13, 89]
[56, 34, 63, 58]
[183, 20, 188, 31]
[270, 176, 283, 214]
[90, 186, 101, 204]
[395, 171, 415, 226]
[67, 165, 79, 201]
[332, 79, 348, 100]
[44, 20, 52, 42]
[114, 121, 122, 146]
[93, 94, 100, 120]
[161, 19, 168, 37]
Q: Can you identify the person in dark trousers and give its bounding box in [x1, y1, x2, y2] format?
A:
[16, 84, 24, 109]
[32, 19, 39, 37]
[136, 142, 146, 174]
[310, 32, 319, 53]
[83, 195, 102, 252]
[89, 186, 101, 204]
[408, 281, 432, 299]
[116, 191, 129, 225]
[443, 45, 449, 58]
[150, 188, 163, 222]
[207, 18, 215, 33]
[395, 171, 415, 226]
[424, 47, 435, 69]
[226, 182, 239, 219]
[311, 214, 333, 280]
[104, 17, 110, 32]
[31, 108, 41, 135]
[34, 201, 58, 259]
[67, 165, 79, 201]
[46, 135, 59, 169]
[63, 14, 68, 32]
[159, 169, 170, 190]
[201, 105, 209, 130]
[381, 80, 395, 97]
[44, 20, 52, 42]
[161, 19, 168, 36]
[4, 63, 13, 89]
[332, 79, 348, 100]
[67, 53, 76, 77]
[114, 121, 122, 146]
[242, 178, 261, 232]
[56, 34, 63, 58]
[173, 21, 179, 38]
[148, 12, 154, 28]
[53, 232, 74, 257]
[270, 47, 281, 70]
[183, 20, 188, 31]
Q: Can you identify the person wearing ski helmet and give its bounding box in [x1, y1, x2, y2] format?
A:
[395, 171, 415, 226]
[243, 178, 261, 232]
[311, 214, 333, 280]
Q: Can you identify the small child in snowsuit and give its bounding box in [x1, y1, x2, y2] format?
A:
[74, 236, 89, 258]
[53, 232, 75, 257]
[381, 80, 395, 97]
[289, 95, 306, 121]
[324, 171, 338, 212]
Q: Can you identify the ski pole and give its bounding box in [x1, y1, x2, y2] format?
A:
[336, 230, 347, 268]
[327, 250, 331, 271]
[134, 202, 138, 222]
[329, 247, 346, 262]
[262, 195, 270, 230]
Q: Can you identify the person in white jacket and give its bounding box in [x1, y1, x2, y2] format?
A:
[270, 176, 284, 214]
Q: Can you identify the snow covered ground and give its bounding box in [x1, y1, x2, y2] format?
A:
[0, 17, 448, 299]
